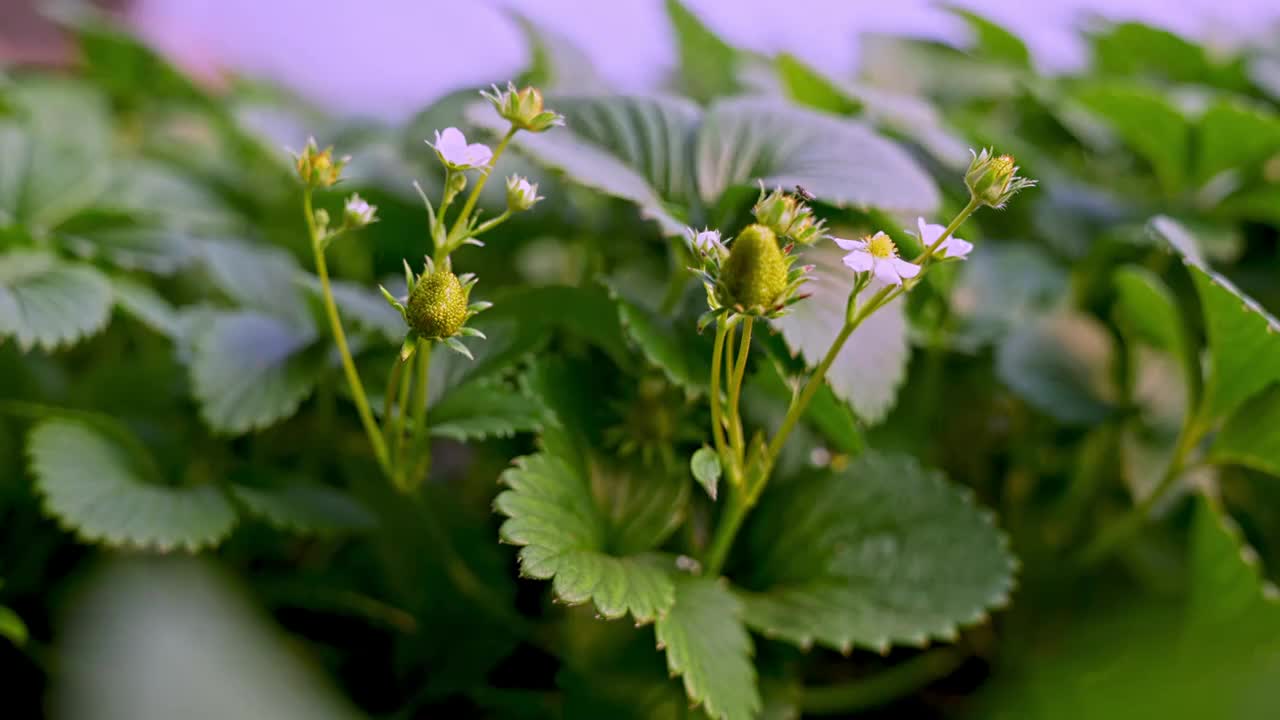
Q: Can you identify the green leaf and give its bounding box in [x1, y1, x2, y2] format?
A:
[1187, 263, 1280, 423]
[1113, 266, 1183, 354]
[427, 380, 544, 441]
[690, 447, 721, 500]
[696, 98, 939, 214]
[200, 239, 312, 330]
[775, 53, 862, 115]
[486, 285, 636, 372]
[1210, 385, 1280, 477]
[655, 576, 761, 720]
[948, 244, 1068, 350]
[230, 483, 375, 534]
[302, 276, 403, 344]
[111, 276, 182, 339]
[471, 95, 699, 236]
[996, 310, 1116, 425]
[1091, 22, 1246, 90]
[0, 605, 27, 646]
[738, 452, 1016, 653]
[664, 0, 742, 104]
[949, 7, 1031, 68]
[190, 311, 324, 434]
[615, 294, 710, 393]
[1074, 83, 1190, 195]
[60, 221, 200, 275]
[1195, 99, 1280, 185]
[0, 250, 113, 351]
[774, 243, 910, 425]
[28, 418, 238, 551]
[495, 451, 676, 623]
[750, 358, 865, 456]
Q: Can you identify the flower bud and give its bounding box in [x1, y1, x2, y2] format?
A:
[294, 137, 347, 188]
[718, 224, 788, 310]
[752, 185, 826, 245]
[506, 175, 542, 212]
[343, 193, 377, 228]
[406, 269, 470, 339]
[481, 82, 564, 133]
[965, 148, 1036, 208]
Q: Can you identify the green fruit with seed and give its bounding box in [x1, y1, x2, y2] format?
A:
[719, 224, 787, 309]
[407, 270, 468, 338]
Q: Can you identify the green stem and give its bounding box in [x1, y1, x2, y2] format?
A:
[406, 339, 435, 487]
[473, 209, 512, 236]
[709, 321, 731, 462]
[306, 189, 393, 479]
[1076, 421, 1201, 568]
[918, 197, 981, 265]
[445, 127, 517, 255]
[765, 318, 858, 471]
[703, 485, 750, 576]
[727, 317, 753, 461]
[392, 351, 415, 467]
[800, 648, 967, 715]
[383, 357, 405, 444]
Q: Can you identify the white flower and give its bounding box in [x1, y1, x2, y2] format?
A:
[914, 217, 972, 260]
[505, 175, 542, 211]
[831, 231, 921, 286]
[344, 193, 377, 226]
[685, 227, 725, 255]
[427, 127, 493, 170]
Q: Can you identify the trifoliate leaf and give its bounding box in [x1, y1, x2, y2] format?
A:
[0, 250, 113, 351]
[1210, 385, 1280, 478]
[111, 276, 182, 339]
[996, 310, 1116, 425]
[28, 418, 237, 552]
[427, 380, 544, 441]
[737, 452, 1016, 653]
[494, 452, 676, 623]
[690, 447, 721, 500]
[230, 484, 375, 534]
[774, 243, 909, 425]
[190, 311, 324, 434]
[696, 98, 939, 214]
[655, 576, 761, 720]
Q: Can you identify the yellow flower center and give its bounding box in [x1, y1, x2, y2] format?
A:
[867, 232, 897, 259]
[992, 155, 1015, 177]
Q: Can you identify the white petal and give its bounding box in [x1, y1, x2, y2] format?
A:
[830, 236, 866, 251]
[891, 257, 921, 279]
[842, 249, 874, 272]
[466, 143, 493, 166]
[938, 237, 973, 259]
[915, 217, 944, 246]
[872, 258, 903, 285]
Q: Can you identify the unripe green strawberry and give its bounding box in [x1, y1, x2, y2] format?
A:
[719, 224, 787, 310]
[406, 269, 468, 338]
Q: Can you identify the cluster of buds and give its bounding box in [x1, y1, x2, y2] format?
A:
[294, 137, 348, 189]
[380, 257, 491, 361]
[689, 224, 810, 330]
[481, 82, 565, 133]
[965, 148, 1036, 209]
[752, 185, 827, 246]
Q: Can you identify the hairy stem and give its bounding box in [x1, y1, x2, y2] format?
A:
[405, 338, 434, 487]
[727, 317, 753, 462]
[709, 321, 731, 463]
[444, 127, 517, 257]
[703, 485, 750, 576]
[305, 189, 393, 478]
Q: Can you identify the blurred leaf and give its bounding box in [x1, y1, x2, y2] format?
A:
[690, 446, 721, 500]
[948, 243, 1068, 350]
[494, 451, 676, 623]
[0, 249, 113, 352]
[1090, 22, 1246, 89]
[486, 284, 635, 371]
[73, 17, 214, 108]
[775, 53, 861, 115]
[655, 575, 761, 720]
[301, 276, 402, 344]
[0, 605, 26, 646]
[1113, 266, 1183, 353]
[996, 310, 1116, 425]
[189, 311, 324, 434]
[665, 0, 741, 104]
[774, 243, 910, 425]
[230, 483, 375, 534]
[111, 276, 182, 339]
[1210, 385, 1280, 478]
[511, 11, 605, 93]
[696, 98, 939, 214]
[1195, 99, 1280, 185]
[615, 294, 710, 393]
[857, 33, 1021, 101]
[427, 379, 544, 441]
[1074, 83, 1190, 195]
[200, 240, 312, 330]
[60, 220, 201, 275]
[949, 7, 1031, 68]
[750, 359, 865, 456]
[738, 453, 1016, 653]
[28, 418, 237, 552]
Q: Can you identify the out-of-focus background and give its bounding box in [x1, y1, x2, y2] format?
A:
[5, 0, 1280, 119]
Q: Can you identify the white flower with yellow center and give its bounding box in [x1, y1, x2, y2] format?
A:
[830, 231, 921, 286]
[427, 127, 493, 170]
[914, 217, 972, 260]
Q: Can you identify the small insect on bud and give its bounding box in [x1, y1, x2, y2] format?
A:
[719, 224, 789, 311]
[406, 268, 470, 339]
[752, 185, 826, 245]
[343, 193, 377, 228]
[965, 148, 1036, 209]
[481, 82, 564, 133]
[294, 137, 348, 188]
[505, 175, 542, 212]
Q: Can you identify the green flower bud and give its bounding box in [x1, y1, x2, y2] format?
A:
[719, 224, 788, 310]
[965, 148, 1036, 208]
[406, 269, 469, 339]
[506, 175, 542, 212]
[294, 137, 347, 188]
[482, 82, 565, 133]
[752, 185, 826, 245]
